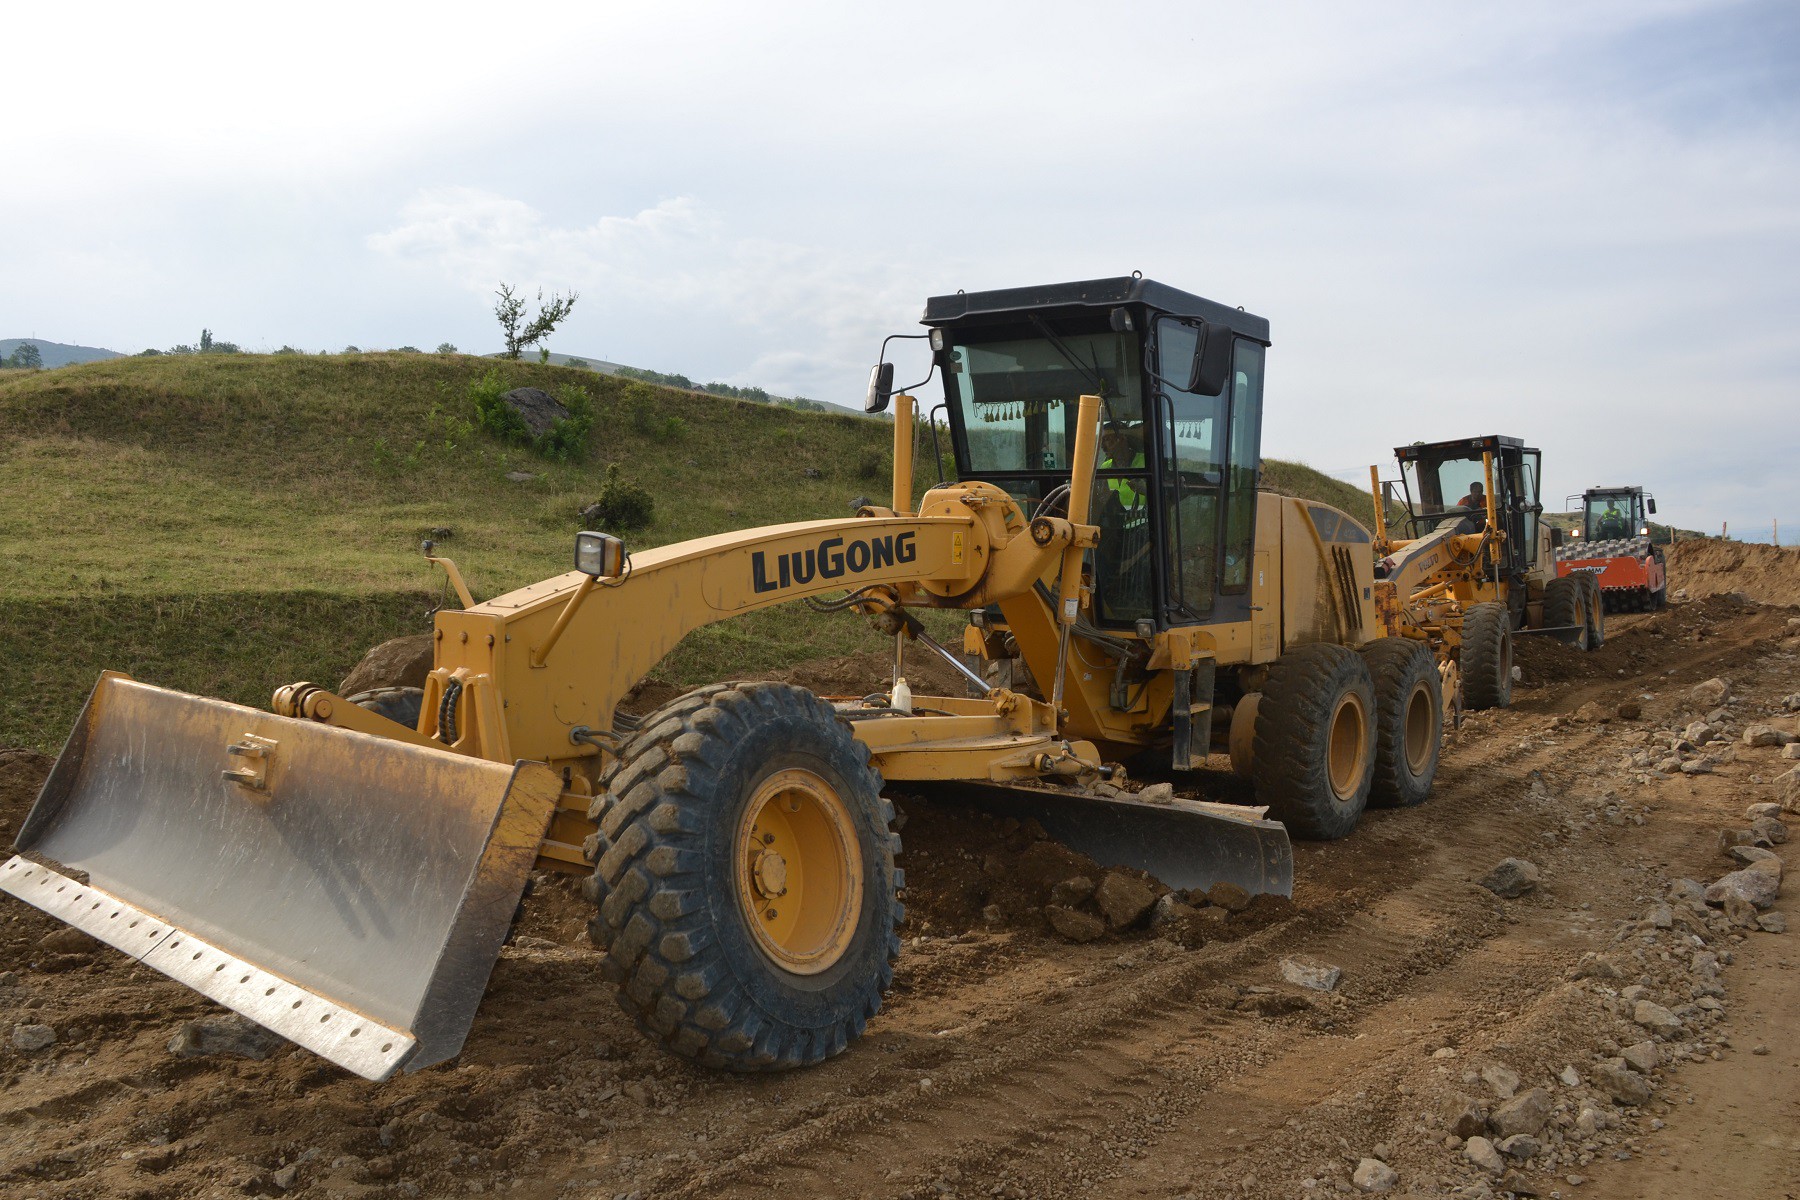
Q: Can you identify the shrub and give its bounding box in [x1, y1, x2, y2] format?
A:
[469, 370, 595, 461]
[470, 369, 530, 444]
[585, 464, 654, 531]
[566, 357, 589, 369]
[856, 448, 885, 481]
[538, 384, 596, 461]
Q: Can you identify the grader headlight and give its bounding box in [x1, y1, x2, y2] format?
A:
[574, 531, 626, 578]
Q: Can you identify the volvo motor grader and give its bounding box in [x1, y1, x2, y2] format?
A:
[5, 277, 1441, 1083]
[1368, 434, 1605, 713]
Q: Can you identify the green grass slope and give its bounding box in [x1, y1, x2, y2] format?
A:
[0, 353, 1370, 749]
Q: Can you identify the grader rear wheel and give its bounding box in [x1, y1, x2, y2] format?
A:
[584, 682, 900, 1071]
[1359, 638, 1441, 808]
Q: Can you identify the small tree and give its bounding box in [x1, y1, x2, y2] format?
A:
[7, 342, 43, 368]
[494, 282, 578, 360]
[436, 342, 458, 354]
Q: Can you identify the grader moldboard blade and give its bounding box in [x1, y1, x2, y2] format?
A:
[950, 783, 1294, 897]
[0, 673, 561, 1082]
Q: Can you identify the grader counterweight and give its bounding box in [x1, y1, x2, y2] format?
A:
[5, 276, 1442, 1081]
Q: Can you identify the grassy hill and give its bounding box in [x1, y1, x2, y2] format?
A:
[0, 338, 124, 368]
[0, 353, 1370, 749]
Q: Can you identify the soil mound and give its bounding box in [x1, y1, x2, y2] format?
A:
[1667, 539, 1800, 607]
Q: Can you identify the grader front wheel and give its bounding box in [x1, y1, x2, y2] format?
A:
[585, 682, 901, 1071]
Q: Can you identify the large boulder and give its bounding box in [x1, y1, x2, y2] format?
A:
[337, 634, 435, 696]
[1707, 864, 1782, 910]
[499, 387, 570, 438]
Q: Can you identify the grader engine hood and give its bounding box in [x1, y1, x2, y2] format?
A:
[2, 674, 561, 1081]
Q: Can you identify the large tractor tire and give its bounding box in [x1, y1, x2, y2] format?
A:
[347, 686, 424, 730]
[584, 682, 901, 1072]
[1583, 575, 1605, 649]
[1251, 643, 1376, 840]
[1358, 638, 1442, 809]
[1461, 601, 1514, 710]
[1542, 575, 1591, 650]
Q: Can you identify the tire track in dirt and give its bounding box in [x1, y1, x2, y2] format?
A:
[569, 702, 1642, 1198]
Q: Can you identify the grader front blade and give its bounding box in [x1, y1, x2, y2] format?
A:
[1, 674, 560, 1081]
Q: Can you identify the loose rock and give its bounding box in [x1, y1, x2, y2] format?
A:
[12, 1023, 56, 1052]
[1498, 1134, 1541, 1160]
[1757, 911, 1787, 933]
[1093, 872, 1158, 928]
[1631, 1000, 1683, 1036]
[1688, 677, 1731, 707]
[1478, 858, 1539, 899]
[1352, 1158, 1398, 1193]
[1590, 1058, 1653, 1105]
[1206, 881, 1253, 913]
[1443, 1095, 1487, 1139]
[1707, 865, 1781, 909]
[1278, 956, 1342, 992]
[337, 633, 435, 696]
[1464, 1135, 1505, 1175]
[1488, 1087, 1551, 1138]
[168, 1014, 288, 1061]
[1049, 876, 1096, 907]
[1045, 905, 1106, 943]
[36, 926, 96, 955]
[1481, 1063, 1522, 1099]
[1620, 1040, 1660, 1072]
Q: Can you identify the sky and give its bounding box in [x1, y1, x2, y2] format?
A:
[4, 0, 1796, 539]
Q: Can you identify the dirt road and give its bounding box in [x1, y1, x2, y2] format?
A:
[4, 595, 1799, 1200]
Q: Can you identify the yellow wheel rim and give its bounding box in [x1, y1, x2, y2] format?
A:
[734, 768, 862, 976]
[1327, 691, 1370, 801]
[1402, 679, 1435, 776]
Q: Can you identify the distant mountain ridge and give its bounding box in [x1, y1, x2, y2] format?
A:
[0, 338, 123, 368]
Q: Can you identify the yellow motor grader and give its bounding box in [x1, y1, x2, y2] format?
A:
[4, 277, 1440, 1081]
[1368, 434, 1605, 713]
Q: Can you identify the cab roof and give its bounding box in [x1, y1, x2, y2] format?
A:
[1395, 434, 1535, 460]
[921, 276, 1270, 345]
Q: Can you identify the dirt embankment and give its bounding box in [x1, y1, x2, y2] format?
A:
[1667, 539, 1800, 607]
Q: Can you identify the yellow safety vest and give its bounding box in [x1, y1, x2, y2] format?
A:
[1104, 452, 1146, 518]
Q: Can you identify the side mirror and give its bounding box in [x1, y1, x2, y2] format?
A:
[1190, 320, 1233, 396]
[1647, 498, 1657, 514]
[1154, 318, 1234, 395]
[865, 363, 895, 414]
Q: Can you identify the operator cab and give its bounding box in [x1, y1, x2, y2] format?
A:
[907, 277, 1272, 631]
[1578, 486, 1654, 542]
[1392, 435, 1544, 581]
